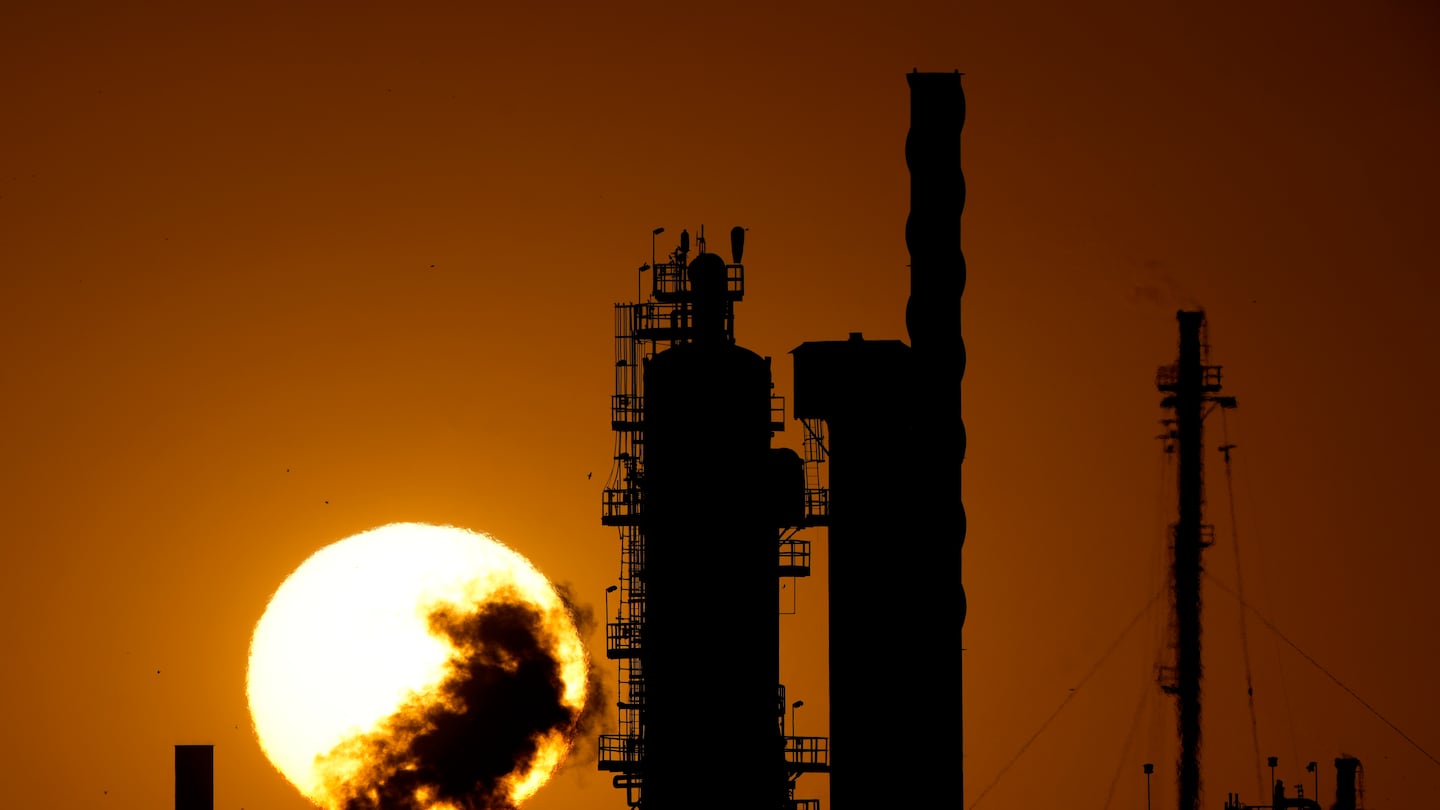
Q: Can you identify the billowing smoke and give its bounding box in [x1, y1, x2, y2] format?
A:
[550, 581, 609, 769]
[1128, 260, 1205, 313]
[313, 588, 606, 810]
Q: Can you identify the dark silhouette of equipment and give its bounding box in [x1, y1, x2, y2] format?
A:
[174, 744, 213, 810]
[1144, 762, 1154, 810]
[641, 249, 790, 809]
[1156, 310, 1237, 810]
[597, 70, 964, 809]
[791, 69, 966, 809]
[1221, 756, 1363, 810]
[1333, 756, 1363, 810]
[1163, 321, 1382, 810]
[598, 225, 823, 810]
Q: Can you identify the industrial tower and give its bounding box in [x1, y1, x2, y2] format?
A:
[598, 70, 965, 810]
[597, 225, 829, 810]
[1165, 319, 1372, 810]
[1156, 310, 1236, 810]
[791, 69, 966, 809]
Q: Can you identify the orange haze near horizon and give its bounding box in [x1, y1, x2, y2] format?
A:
[2, 3, 1438, 809]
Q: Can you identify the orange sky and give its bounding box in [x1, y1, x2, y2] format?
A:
[3, 2, 1438, 809]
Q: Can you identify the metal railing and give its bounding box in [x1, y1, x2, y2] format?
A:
[784, 735, 830, 773]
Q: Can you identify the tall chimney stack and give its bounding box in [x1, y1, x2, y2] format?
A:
[174, 744, 213, 810]
[905, 68, 967, 803]
[791, 68, 966, 809]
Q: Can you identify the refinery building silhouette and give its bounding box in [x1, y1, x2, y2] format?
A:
[596, 70, 967, 810]
[166, 70, 1377, 810]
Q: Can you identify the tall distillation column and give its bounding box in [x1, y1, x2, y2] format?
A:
[792, 69, 966, 808]
[642, 250, 785, 808]
[599, 234, 822, 809]
[1157, 310, 1236, 810]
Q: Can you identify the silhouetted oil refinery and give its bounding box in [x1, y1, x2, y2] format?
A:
[1155, 318, 1371, 809]
[596, 70, 966, 810]
[167, 71, 1384, 810]
[590, 70, 1377, 810]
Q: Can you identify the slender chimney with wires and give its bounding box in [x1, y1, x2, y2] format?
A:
[1156, 310, 1237, 810]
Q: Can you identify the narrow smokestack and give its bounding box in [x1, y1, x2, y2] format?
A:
[905, 68, 966, 802]
[789, 68, 965, 810]
[1157, 310, 1236, 810]
[174, 744, 213, 810]
[1173, 311, 1206, 810]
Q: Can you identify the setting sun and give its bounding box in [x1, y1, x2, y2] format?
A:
[246, 522, 590, 809]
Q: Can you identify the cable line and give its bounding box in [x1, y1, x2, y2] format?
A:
[1217, 409, 1264, 799]
[1205, 572, 1440, 770]
[1102, 675, 1156, 809]
[968, 589, 1163, 810]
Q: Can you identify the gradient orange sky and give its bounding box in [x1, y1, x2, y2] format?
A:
[3, 3, 1437, 809]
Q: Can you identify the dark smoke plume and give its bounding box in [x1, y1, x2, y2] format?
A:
[314, 589, 599, 810]
[549, 581, 610, 769]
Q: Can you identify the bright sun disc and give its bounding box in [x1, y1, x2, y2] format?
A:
[246, 522, 589, 810]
